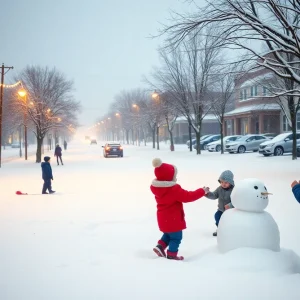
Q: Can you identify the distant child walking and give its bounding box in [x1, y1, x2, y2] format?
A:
[150, 158, 209, 260]
[54, 144, 63, 165]
[205, 170, 234, 236]
[41, 156, 55, 194]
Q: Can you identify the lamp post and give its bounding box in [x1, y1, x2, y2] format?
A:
[132, 104, 140, 146]
[18, 89, 28, 160]
[19, 125, 22, 157]
[152, 91, 160, 150]
[115, 113, 121, 141]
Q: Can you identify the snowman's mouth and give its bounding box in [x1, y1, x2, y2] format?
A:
[261, 192, 272, 196]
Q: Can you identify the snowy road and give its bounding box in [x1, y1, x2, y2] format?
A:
[0, 140, 300, 300]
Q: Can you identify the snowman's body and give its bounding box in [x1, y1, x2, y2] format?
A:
[217, 178, 280, 253]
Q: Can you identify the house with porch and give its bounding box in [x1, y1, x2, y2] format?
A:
[224, 68, 283, 136]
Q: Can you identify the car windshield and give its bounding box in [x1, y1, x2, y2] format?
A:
[108, 144, 121, 147]
[269, 133, 291, 142]
[200, 135, 210, 140]
[234, 135, 252, 141]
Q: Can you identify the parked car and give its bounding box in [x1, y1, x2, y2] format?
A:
[193, 134, 221, 150]
[90, 139, 97, 145]
[186, 135, 211, 148]
[207, 135, 242, 152]
[11, 143, 20, 148]
[102, 143, 123, 158]
[259, 132, 300, 156]
[225, 134, 269, 154]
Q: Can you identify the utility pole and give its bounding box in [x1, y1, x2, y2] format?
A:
[0, 63, 14, 168]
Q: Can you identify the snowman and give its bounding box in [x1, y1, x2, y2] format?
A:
[217, 178, 280, 253]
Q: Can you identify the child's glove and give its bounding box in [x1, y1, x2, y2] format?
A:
[203, 186, 210, 195]
[225, 203, 233, 210]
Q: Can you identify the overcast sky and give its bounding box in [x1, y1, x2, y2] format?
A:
[2, 0, 204, 128]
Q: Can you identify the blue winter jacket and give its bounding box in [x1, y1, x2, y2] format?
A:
[41, 162, 53, 180]
[292, 184, 300, 204]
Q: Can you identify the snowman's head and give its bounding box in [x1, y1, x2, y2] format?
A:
[231, 178, 271, 212]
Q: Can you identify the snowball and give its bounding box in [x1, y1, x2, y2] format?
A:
[217, 209, 280, 253]
[232, 178, 270, 212]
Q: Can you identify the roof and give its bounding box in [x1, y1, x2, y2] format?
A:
[225, 104, 281, 116]
[176, 114, 218, 122]
[239, 73, 274, 88]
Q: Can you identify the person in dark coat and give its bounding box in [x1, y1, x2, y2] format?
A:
[41, 156, 55, 194]
[291, 180, 300, 203]
[63, 140, 67, 150]
[150, 158, 209, 260]
[54, 144, 63, 165]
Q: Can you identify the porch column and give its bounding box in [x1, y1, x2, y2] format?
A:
[247, 117, 252, 134]
[259, 114, 264, 133]
[234, 118, 238, 135]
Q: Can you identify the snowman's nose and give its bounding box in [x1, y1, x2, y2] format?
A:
[261, 192, 272, 196]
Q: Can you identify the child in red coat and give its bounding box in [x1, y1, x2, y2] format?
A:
[150, 158, 209, 260]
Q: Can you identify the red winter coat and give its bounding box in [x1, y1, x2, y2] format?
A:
[150, 181, 205, 233]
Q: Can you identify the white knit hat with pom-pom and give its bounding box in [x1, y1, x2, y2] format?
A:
[152, 158, 162, 168]
[152, 158, 176, 181]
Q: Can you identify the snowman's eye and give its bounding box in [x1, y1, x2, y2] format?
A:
[254, 186, 258, 189]
[264, 186, 267, 190]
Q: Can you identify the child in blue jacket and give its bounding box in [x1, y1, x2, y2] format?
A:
[41, 156, 55, 194]
[291, 180, 300, 203]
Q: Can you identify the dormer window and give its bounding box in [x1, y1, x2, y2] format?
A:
[263, 86, 268, 96]
[251, 86, 258, 97]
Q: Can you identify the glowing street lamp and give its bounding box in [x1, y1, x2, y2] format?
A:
[152, 91, 159, 100]
[17, 88, 28, 160]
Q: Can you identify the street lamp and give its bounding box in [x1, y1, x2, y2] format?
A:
[152, 91, 161, 150]
[18, 89, 28, 160]
[132, 104, 140, 146]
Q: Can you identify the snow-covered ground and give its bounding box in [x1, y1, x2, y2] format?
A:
[1, 144, 38, 162]
[1, 139, 300, 300]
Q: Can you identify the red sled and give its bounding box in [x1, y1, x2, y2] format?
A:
[16, 191, 28, 195]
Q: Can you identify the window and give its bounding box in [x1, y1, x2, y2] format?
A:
[243, 89, 247, 100]
[263, 86, 268, 96]
[297, 112, 300, 131]
[240, 91, 243, 100]
[251, 86, 258, 97]
[255, 136, 266, 140]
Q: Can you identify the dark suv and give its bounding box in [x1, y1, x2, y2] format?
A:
[102, 143, 123, 158]
[90, 139, 97, 145]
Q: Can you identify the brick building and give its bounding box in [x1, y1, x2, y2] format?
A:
[224, 68, 282, 135]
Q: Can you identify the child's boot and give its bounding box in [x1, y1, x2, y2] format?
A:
[167, 250, 184, 261]
[153, 240, 167, 257]
[213, 230, 217, 237]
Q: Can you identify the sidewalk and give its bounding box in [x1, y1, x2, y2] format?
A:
[1, 145, 41, 163]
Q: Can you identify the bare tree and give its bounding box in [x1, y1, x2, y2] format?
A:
[161, 92, 179, 151]
[162, 0, 300, 158]
[148, 26, 223, 154]
[163, 0, 300, 82]
[259, 59, 300, 159]
[16, 66, 80, 162]
[211, 63, 241, 153]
